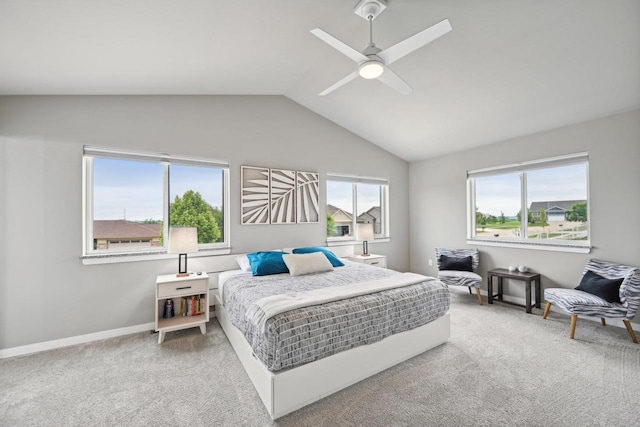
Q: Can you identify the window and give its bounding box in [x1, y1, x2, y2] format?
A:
[83, 146, 230, 259]
[326, 174, 389, 242]
[467, 153, 589, 252]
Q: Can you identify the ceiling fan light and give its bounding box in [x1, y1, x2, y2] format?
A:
[359, 60, 384, 79]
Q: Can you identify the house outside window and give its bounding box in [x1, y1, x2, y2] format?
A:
[467, 153, 589, 252]
[83, 146, 230, 260]
[326, 174, 389, 243]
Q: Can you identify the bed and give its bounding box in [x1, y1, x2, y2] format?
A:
[214, 256, 450, 419]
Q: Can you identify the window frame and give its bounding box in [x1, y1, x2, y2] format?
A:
[82, 146, 230, 262]
[466, 152, 591, 253]
[326, 173, 390, 245]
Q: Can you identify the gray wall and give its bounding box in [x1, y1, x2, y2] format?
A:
[0, 96, 410, 349]
[410, 109, 640, 323]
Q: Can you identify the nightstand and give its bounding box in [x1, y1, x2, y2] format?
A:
[155, 272, 209, 344]
[348, 254, 387, 268]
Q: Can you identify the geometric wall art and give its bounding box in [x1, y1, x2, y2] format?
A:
[241, 166, 270, 225]
[241, 166, 320, 225]
[296, 171, 320, 223]
[270, 169, 297, 224]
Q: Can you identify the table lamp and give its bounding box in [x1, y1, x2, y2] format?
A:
[167, 227, 198, 277]
[358, 223, 374, 256]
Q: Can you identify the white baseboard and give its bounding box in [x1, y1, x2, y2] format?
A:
[0, 322, 155, 359]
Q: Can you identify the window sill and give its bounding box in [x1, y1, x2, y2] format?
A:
[467, 238, 591, 254]
[326, 238, 390, 247]
[81, 247, 232, 265]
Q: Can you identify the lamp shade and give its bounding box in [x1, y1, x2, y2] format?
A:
[358, 223, 375, 241]
[167, 227, 198, 254]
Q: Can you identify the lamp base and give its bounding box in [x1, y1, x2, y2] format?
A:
[362, 240, 370, 256]
[175, 272, 190, 277]
[361, 253, 371, 257]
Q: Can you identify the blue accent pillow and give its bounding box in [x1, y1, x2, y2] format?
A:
[292, 247, 344, 267]
[246, 251, 289, 276]
[575, 270, 623, 303]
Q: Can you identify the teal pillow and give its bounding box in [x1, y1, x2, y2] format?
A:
[246, 251, 289, 276]
[292, 247, 344, 267]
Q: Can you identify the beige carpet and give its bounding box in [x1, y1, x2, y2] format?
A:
[2, 288, 639, 426]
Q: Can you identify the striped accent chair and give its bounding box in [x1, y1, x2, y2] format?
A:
[435, 248, 482, 305]
[543, 259, 640, 343]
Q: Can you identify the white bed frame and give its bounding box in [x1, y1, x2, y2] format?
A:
[215, 296, 450, 419]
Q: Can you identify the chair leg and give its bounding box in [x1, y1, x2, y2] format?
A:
[570, 314, 578, 339]
[601, 318, 606, 327]
[468, 287, 472, 295]
[475, 287, 483, 305]
[623, 320, 639, 344]
[542, 302, 551, 319]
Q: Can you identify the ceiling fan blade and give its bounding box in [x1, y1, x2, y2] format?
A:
[377, 67, 412, 95]
[378, 19, 452, 65]
[311, 28, 368, 63]
[319, 71, 359, 96]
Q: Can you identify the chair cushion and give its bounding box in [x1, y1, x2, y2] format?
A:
[438, 270, 482, 288]
[440, 255, 473, 272]
[575, 270, 623, 303]
[544, 288, 626, 318]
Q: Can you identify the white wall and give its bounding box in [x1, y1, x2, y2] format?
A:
[0, 96, 410, 349]
[410, 110, 640, 323]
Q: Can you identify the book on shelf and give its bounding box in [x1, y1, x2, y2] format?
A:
[173, 295, 206, 317]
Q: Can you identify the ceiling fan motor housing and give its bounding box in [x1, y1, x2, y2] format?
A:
[354, 0, 387, 21]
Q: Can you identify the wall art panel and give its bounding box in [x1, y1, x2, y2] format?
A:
[270, 169, 296, 224]
[296, 171, 320, 223]
[241, 166, 270, 224]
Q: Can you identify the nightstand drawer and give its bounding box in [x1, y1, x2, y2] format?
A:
[157, 278, 207, 298]
[362, 257, 386, 268]
[348, 254, 387, 268]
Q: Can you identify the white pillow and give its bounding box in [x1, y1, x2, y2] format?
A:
[282, 252, 334, 276]
[235, 254, 251, 272]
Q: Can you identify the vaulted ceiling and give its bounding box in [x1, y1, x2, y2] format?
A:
[1, 0, 638, 161]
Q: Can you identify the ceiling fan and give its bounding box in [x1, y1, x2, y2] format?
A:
[311, 0, 452, 96]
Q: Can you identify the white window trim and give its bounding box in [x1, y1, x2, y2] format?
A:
[82, 146, 231, 264]
[467, 152, 591, 253]
[326, 173, 390, 245]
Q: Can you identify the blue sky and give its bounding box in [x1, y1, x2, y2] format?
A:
[475, 163, 588, 216]
[93, 158, 223, 221]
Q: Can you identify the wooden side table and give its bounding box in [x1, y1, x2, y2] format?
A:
[487, 268, 541, 314]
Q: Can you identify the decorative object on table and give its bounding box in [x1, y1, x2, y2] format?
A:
[543, 259, 640, 343]
[358, 223, 375, 256]
[296, 171, 319, 223]
[241, 166, 319, 225]
[167, 227, 198, 277]
[163, 299, 174, 318]
[508, 266, 516, 272]
[435, 248, 483, 304]
[518, 265, 528, 273]
[270, 169, 296, 224]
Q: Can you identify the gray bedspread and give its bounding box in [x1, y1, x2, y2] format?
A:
[220, 261, 450, 371]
